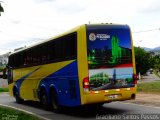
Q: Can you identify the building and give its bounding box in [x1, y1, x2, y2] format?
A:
[0, 52, 10, 66]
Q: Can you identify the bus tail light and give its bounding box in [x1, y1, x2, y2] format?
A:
[83, 77, 89, 92]
[133, 74, 138, 84]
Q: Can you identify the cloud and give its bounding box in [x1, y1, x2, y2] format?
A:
[0, 0, 160, 54]
[33, 0, 55, 3]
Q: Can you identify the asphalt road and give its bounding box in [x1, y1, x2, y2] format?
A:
[0, 93, 160, 120]
[138, 73, 160, 83]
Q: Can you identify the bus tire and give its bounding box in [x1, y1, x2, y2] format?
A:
[50, 89, 61, 113]
[40, 90, 51, 110]
[14, 90, 24, 104]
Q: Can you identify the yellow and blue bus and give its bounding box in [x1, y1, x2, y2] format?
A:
[8, 23, 137, 112]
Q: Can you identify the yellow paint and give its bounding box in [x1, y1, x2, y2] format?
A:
[77, 25, 89, 105]
[130, 27, 136, 74]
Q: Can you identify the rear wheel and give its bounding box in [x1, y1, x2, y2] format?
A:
[50, 89, 61, 113]
[14, 90, 24, 104]
[40, 90, 51, 110]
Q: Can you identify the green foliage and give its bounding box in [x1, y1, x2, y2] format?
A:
[0, 66, 5, 72]
[0, 88, 9, 92]
[151, 54, 160, 71]
[0, 3, 4, 15]
[137, 81, 160, 93]
[134, 47, 151, 75]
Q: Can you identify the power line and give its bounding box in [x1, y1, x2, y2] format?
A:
[133, 28, 160, 33]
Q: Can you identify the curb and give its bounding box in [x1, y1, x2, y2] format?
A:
[0, 104, 51, 120]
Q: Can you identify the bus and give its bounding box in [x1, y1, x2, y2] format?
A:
[7, 23, 137, 112]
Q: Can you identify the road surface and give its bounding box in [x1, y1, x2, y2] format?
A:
[138, 73, 159, 83]
[0, 93, 160, 120]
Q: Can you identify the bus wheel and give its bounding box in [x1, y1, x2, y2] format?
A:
[50, 89, 61, 113]
[14, 91, 24, 104]
[40, 90, 50, 110]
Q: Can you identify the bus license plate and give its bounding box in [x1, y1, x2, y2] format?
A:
[108, 95, 118, 99]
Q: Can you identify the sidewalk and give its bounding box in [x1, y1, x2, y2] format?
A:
[125, 93, 160, 107]
[125, 73, 160, 107]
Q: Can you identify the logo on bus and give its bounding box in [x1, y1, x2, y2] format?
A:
[96, 34, 110, 40]
[89, 33, 110, 41]
[89, 33, 96, 41]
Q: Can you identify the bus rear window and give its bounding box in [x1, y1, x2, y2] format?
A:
[87, 25, 132, 69]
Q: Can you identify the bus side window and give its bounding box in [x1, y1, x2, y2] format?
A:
[47, 41, 55, 62]
[54, 39, 63, 61]
[63, 33, 77, 60]
[41, 44, 48, 63]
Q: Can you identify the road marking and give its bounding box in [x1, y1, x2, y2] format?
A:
[0, 104, 52, 120]
[118, 102, 160, 109]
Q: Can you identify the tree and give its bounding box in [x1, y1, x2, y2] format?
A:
[152, 54, 160, 72]
[0, 3, 4, 16]
[134, 47, 151, 75]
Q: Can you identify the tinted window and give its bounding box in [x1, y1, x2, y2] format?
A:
[9, 32, 77, 68]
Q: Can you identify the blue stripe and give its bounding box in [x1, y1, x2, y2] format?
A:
[38, 61, 81, 107]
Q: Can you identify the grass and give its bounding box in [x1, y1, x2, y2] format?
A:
[0, 107, 39, 120]
[154, 71, 160, 78]
[137, 80, 160, 93]
[0, 88, 9, 92]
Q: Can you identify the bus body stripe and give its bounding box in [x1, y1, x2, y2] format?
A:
[38, 60, 81, 106]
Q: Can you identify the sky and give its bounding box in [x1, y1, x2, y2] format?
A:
[0, 0, 160, 55]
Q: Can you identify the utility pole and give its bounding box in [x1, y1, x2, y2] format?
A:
[0, 1, 4, 16]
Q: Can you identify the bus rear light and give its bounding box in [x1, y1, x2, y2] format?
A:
[133, 74, 137, 80]
[84, 82, 89, 86]
[126, 87, 134, 91]
[133, 74, 138, 84]
[134, 80, 137, 84]
[83, 77, 89, 92]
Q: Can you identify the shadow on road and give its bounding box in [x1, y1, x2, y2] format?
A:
[20, 100, 128, 119]
[60, 106, 127, 118]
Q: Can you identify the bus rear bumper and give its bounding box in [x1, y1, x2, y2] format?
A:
[81, 87, 137, 105]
